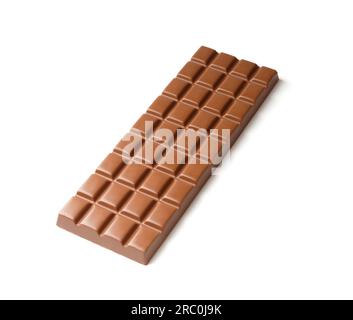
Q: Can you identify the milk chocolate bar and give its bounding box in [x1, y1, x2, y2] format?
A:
[57, 46, 278, 264]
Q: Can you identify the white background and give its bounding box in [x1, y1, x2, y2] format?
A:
[0, 0, 352, 299]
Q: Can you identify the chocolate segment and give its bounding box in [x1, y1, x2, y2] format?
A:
[57, 46, 278, 264]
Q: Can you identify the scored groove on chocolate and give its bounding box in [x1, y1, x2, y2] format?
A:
[57, 46, 278, 264]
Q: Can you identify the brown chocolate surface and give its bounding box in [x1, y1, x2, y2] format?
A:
[57, 46, 278, 264]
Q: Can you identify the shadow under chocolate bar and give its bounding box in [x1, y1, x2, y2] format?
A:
[57, 46, 279, 264]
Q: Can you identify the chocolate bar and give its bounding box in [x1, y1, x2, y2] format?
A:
[57, 46, 278, 264]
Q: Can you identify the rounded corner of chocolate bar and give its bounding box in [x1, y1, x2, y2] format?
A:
[267, 68, 280, 87]
[140, 257, 150, 266]
[56, 215, 62, 227]
[272, 71, 280, 84]
[56, 213, 74, 231]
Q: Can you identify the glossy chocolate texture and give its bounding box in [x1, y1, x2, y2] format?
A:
[57, 46, 278, 264]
